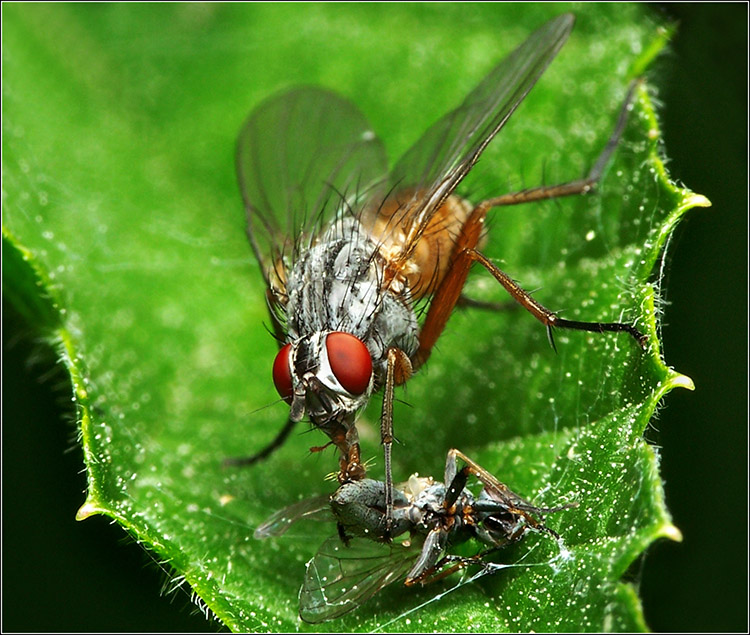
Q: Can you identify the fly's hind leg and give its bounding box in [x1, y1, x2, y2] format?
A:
[456, 294, 517, 312]
[415, 79, 647, 369]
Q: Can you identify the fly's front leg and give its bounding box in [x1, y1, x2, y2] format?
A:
[223, 417, 296, 468]
[381, 347, 413, 536]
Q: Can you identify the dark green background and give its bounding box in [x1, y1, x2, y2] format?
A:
[3, 3, 747, 632]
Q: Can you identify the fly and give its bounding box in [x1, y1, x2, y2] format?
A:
[255, 448, 575, 623]
[228, 13, 646, 527]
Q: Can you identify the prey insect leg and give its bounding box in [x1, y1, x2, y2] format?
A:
[447, 448, 536, 514]
[406, 548, 503, 587]
[415, 80, 646, 368]
[450, 448, 577, 535]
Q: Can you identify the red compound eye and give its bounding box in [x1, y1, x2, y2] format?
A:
[326, 332, 372, 395]
[272, 343, 293, 401]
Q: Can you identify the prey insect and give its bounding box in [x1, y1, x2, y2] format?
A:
[229, 13, 646, 526]
[255, 448, 575, 623]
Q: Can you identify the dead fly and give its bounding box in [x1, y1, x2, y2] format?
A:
[255, 449, 575, 623]
[229, 13, 646, 521]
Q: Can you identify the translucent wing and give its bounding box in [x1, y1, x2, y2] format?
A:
[372, 14, 575, 267]
[254, 495, 332, 539]
[237, 86, 388, 292]
[299, 535, 421, 623]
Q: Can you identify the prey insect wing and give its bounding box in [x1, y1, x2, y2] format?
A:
[254, 494, 331, 539]
[255, 449, 574, 623]
[299, 535, 421, 624]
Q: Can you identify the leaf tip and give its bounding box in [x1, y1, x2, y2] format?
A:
[684, 193, 711, 209]
[75, 500, 108, 521]
[668, 372, 695, 392]
[662, 522, 683, 543]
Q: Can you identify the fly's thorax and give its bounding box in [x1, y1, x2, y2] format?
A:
[285, 228, 379, 337]
[285, 219, 419, 381]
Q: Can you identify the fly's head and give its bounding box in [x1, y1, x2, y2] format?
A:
[272, 331, 374, 428]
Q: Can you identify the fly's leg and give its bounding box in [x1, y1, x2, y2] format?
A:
[480, 79, 642, 209]
[223, 415, 366, 484]
[223, 288, 291, 469]
[380, 347, 413, 536]
[415, 80, 646, 369]
[223, 266, 294, 469]
[223, 417, 296, 468]
[468, 250, 647, 352]
[456, 295, 517, 312]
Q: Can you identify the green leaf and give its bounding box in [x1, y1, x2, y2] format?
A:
[2, 4, 708, 632]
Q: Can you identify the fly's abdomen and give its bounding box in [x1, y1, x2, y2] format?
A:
[360, 192, 476, 300]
